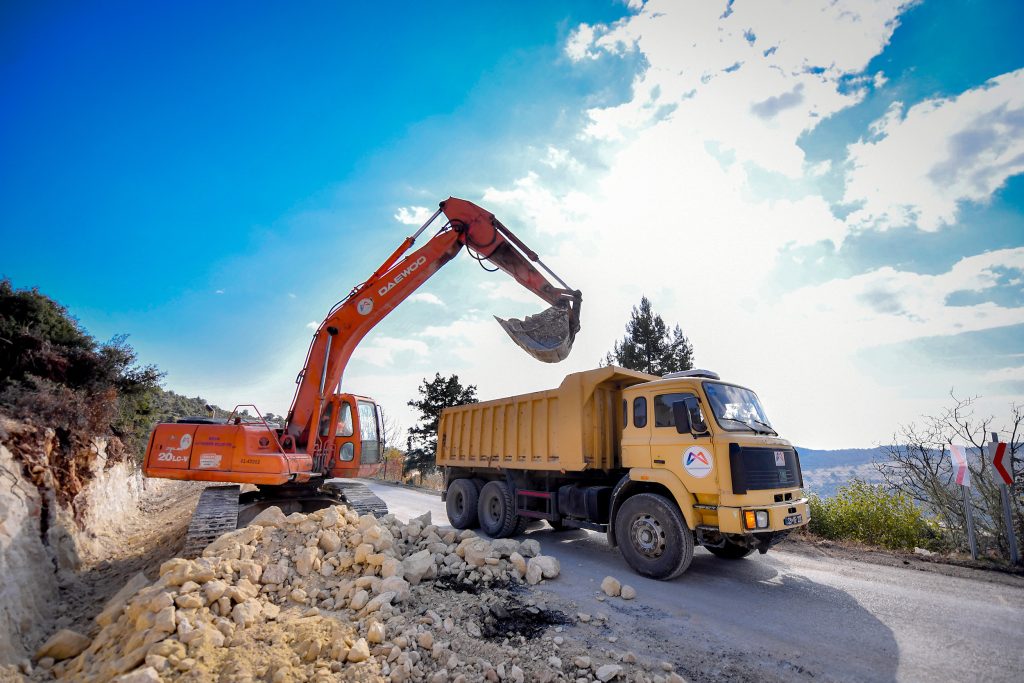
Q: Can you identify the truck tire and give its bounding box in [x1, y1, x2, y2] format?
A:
[614, 493, 694, 580]
[446, 479, 480, 529]
[512, 515, 530, 536]
[706, 540, 754, 560]
[477, 481, 520, 538]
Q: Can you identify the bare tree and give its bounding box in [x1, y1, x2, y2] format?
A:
[876, 393, 1022, 557]
[376, 409, 405, 481]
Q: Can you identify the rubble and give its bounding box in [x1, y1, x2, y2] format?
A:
[34, 630, 90, 661]
[44, 505, 669, 682]
[600, 576, 621, 597]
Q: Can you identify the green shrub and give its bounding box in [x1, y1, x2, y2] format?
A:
[808, 479, 941, 550]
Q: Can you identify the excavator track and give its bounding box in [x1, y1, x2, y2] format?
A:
[181, 481, 388, 557]
[182, 485, 241, 558]
[324, 480, 390, 518]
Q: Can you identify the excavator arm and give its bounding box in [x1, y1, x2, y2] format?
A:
[284, 197, 581, 448]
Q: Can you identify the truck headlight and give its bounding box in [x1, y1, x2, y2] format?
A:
[745, 510, 770, 529]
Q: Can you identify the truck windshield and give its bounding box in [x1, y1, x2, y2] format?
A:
[702, 382, 774, 434]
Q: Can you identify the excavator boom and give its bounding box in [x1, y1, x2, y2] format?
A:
[143, 196, 580, 553]
[285, 197, 581, 448]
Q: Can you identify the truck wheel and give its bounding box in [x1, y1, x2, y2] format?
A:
[615, 493, 694, 580]
[512, 515, 530, 536]
[706, 541, 754, 560]
[477, 481, 520, 538]
[446, 479, 480, 529]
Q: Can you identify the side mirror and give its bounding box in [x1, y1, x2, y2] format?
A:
[684, 396, 709, 435]
[674, 397, 709, 436]
[672, 401, 691, 434]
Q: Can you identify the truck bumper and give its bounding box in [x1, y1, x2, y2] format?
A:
[717, 498, 809, 534]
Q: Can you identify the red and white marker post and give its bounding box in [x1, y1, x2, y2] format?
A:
[989, 432, 1019, 565]
[949, 444, 977, 560]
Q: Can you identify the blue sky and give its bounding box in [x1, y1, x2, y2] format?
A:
[2, 1, 1022, 448]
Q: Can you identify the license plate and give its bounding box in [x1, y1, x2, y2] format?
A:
[784, 514, 802, 526]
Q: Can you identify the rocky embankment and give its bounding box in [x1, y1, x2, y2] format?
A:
[0, 417, 198, 679]
[29, 503, 684, 683]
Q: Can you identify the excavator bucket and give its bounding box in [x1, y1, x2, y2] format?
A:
[496, 303, 580, 363]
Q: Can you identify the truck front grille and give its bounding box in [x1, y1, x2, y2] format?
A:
[728, 444, 803, 494]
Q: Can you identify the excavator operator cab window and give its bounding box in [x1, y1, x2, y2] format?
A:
[338, 442, 355, 461]
[318, 403, 333, 438]
[336, 402, 354, 437]
[357, 400, 381, 464]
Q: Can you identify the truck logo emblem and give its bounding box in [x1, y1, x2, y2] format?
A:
[357, 298, 374, 315]
[683, 446, 713, 478]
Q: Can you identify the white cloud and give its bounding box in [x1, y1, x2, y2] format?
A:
[351, 337, 429, 367]
[981, 365, 1024, 382]
[479, 280, 546, 305]
[572, 0, 912, 177]
[394, 206, 433, 225]
[844, 68, 1024, 231]
[565, 23, 602, 62]
[779, 248, 1024, 346]
[418, 317, 495, 342]
[408, 292, 445, 306]
[215, 289, 225, 295]
[539, 146, 583, 173]
[306, 321, 319, 331]
[445, 0, 1024, 448]
[288, 292, 297, 299]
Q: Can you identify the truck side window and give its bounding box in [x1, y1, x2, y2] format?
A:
[654, 392, 694, 427]
[633, 397, 647, 428]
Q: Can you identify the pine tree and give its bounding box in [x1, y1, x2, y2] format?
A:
[406, 373, 477, 473]
[604, 296, 694, 375]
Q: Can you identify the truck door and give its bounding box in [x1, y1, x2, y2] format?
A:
[651, 392, 717, 495]
[621, 393, 652, 468]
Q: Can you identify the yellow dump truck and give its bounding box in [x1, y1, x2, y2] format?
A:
[437, 366, 809, 579]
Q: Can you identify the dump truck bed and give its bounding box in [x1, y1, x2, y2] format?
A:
[437, 366, 655, 472]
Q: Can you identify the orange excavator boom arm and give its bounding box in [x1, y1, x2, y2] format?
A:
[284, 197, 581, 449]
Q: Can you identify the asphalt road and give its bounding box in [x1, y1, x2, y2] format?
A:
[357, 479, 1024, 683]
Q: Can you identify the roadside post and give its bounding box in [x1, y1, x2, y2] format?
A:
[989, 432, 1019, 565]
[949, 444, 977, 560]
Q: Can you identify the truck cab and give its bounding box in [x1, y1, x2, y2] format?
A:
[618, 371, 807, 560]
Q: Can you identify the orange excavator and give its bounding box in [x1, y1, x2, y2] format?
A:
[142, 197, 581, 554]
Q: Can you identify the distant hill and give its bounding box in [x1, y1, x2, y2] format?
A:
[795, 446, 889, 498]
[795, 446, 888, 469]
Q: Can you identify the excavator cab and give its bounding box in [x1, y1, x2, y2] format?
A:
[318, 392, 383, 480]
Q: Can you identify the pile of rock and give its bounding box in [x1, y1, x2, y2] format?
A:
[45, 505, 571, 682]
[39, 504, 683, 682]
